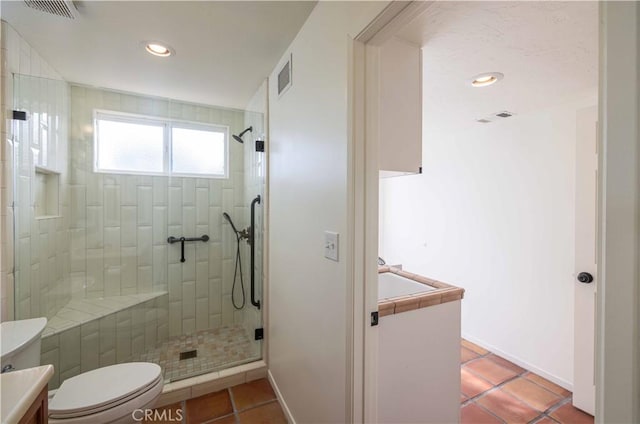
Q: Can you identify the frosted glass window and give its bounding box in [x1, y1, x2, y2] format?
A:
[94, 111, 228, 178]
[172, 127, 226, 176]
[96, 119, 164, 173]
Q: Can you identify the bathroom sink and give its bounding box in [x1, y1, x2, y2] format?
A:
[378, 271, 434, 300]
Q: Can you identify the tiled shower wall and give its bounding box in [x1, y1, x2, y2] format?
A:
[0, 21, 67, 322]
[69, 85, 248, 336]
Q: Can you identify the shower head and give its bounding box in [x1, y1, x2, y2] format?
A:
[223, 212, 240, 234]
[232, 126, 253, 143]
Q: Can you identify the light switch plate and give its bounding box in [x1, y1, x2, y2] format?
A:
[324, 231, 339, 261]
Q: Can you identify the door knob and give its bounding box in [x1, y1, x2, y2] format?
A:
[577, 272, 594, 284]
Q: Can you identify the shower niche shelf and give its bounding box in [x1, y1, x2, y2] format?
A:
[34, 166, 60, 219]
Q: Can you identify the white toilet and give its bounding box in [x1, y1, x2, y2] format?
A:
[1, 318, 164, 424]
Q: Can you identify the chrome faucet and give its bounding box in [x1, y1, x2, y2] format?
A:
[377, 257, 386, 266]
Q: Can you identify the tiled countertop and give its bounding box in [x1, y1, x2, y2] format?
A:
[378, 266, 464, 317]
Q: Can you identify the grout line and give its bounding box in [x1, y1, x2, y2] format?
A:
[228, 387, 239, 413]
[527, 412, 546, 424]
[203, 412, 237, 424]
[520, 373, 572, 400]
[472, 399, 507, 423]
[546, 396, 573, 416]
[235, 398, 279, 414]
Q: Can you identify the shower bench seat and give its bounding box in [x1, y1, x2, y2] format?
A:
[42, 291, 167, 337]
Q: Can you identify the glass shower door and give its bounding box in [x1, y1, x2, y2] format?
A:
[12, 74, 70, 322]
[241, 109, 266, 361]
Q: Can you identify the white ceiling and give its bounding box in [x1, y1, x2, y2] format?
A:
[2, 1, 316, 110]
[395, 1, 598, 132]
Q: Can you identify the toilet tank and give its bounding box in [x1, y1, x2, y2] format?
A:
[0, 317, 47, 371]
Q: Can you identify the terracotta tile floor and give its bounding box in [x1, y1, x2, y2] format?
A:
[148, 378, 286, 424]
[461, 340, 595, 424]
[148, 341, 594, 423]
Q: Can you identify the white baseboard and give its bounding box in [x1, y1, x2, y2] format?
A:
[268, 369, 296, 424]
[462, 333, 573, 392]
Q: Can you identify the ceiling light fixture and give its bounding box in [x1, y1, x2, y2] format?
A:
[470, 72, 504, 87]
[143, 41, 174, 57]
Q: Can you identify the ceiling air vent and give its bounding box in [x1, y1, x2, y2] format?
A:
[476, 110, 517, 124]
[24, 0, 79, 19]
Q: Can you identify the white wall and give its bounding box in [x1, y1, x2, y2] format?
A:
[380, 89, 597, 388]
[267, 2, 388, 422]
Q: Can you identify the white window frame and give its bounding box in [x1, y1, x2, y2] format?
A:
[93, 109, 230, 179]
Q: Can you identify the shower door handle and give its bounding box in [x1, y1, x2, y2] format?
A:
[250, 195, 261, 309]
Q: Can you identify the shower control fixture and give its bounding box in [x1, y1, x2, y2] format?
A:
[232, 126, 253, 143]
[223, 212, 249, 310]
[222, 213, 250, 242]
[222, 195, 262, 310]
[167, 235, 209, 263]
[237, 227, 251, 242]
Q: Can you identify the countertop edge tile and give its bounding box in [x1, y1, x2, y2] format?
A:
[377, 268, 464, 317]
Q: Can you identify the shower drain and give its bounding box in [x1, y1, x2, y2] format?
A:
[179, 350, 198, 360]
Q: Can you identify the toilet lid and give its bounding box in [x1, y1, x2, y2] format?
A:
[49, 362, 162, 418]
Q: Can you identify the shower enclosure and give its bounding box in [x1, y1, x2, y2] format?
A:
[10, 74, 266, 388]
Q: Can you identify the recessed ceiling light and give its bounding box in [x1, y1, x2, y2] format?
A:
[143, 41, 174, 57]
[470, 72, 504, 87]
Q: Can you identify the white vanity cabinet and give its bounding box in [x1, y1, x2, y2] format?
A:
[376, 268, 463, 423]
[378, 37, 422, 177]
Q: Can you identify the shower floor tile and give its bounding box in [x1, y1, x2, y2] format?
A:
[133, 325, 258, 382]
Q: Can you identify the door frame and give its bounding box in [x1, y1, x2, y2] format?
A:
[348, 2, 433, 421]
[596, 2, 640, 422]
[349, 1, 640, 422]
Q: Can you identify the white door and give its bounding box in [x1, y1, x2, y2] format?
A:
[573, 105, 597, 415]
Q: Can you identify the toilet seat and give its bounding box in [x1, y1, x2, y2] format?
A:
[49, 362, 163, 423]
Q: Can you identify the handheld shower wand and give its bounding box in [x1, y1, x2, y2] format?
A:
[223, 212, 248, 310]
[223, 212, 239, 234]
